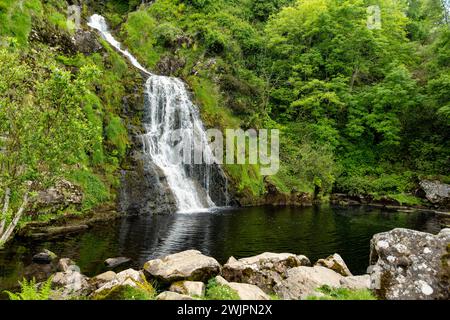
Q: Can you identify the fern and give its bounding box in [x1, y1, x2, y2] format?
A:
[4, 277, 53, 300]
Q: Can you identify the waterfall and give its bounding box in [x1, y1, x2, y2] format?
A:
[88, 14, 227, 213]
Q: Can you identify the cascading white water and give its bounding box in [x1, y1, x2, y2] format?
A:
[88, 14, 150, 76]
[88, 14, 221, 213]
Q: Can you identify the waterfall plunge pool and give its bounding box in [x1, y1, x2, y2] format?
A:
[0, 205, 442, 294]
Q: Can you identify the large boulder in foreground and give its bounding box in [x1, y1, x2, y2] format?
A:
[369, 228, 450, 300]
[315, 253, 353, 277]
[144, 250, 221, 283]
[273, 266, 344, 300]
[222, 252, 310, 293]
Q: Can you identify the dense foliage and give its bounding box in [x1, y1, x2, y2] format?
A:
[0, 0, 140, 243]
[117, 0, 449, 200]
[0, 0, 449, 242]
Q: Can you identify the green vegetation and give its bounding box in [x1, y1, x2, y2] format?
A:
[0, 0, 141, 243]
[0, 0, 449, 241]
[204, 278, 240, 300]
[4, 277, 53, 300]
[307, 285, 377, 300]
[115, 0, 449, 202]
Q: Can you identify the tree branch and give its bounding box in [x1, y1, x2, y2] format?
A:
[0, 191, 28, 244]
[0, 187, 11, 235]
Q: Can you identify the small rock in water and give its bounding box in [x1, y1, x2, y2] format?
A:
[32, 249, 57, 264]
[104, 257, 131, 268]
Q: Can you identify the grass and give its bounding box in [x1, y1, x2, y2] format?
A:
[387, 193, 424, 206]
[307, 285, 377, 300]
[204, 279, 240, 300]
[66, 169, 110, 211]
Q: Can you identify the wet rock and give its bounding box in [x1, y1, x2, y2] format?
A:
[215, 276, 270, 300]
[119, 155, 178, 215]
[105, 257, 131, 269]
[369, 228, 450, 300]
[222, 252, 310, 293]
[156, 291, 194, 300]
[340, 275, 371, 290]
[144, 250, 221, 284]
[420, 180, 450, 208]
[32, 249, 57, 264]
[169, 281, 205, 297]
[315, 253, 353, 277]
[274, 266, 344, 300]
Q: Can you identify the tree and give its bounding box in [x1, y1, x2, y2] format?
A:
[0, 47, 98, 244]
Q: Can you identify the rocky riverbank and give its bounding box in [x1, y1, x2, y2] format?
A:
[19, 227, 449, 300]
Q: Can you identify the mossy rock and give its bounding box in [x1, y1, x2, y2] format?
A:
[93, 285, 154, 300]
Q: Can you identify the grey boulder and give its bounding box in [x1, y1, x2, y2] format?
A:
[144, 250, 221, 283]
[222, 252, 310, 293]
[273, 266, 344, 300]
[369, 228, 450, 300]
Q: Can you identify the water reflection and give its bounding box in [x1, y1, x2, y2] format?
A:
[0, 206, 442, 293]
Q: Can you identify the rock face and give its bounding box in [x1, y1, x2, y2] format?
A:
[273, 266, 344, 300]
[222, 252, 310, 293]
[216, 276, 270, 300]
[368, 228, 450, 300]
[144, 250, 221, 283]
[119, 153, 178, 215]
[420, 180, 450, 208]
[315, 253, 353, 277]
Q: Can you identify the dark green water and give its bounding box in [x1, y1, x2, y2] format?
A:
[0, 205, 442, 293]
